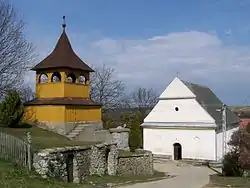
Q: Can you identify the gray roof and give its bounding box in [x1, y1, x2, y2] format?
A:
[182, 80, 240, 131]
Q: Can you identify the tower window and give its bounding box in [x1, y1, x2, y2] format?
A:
[79, 75, 86, 84]
[66, 73, 76, 83]
[51, 72, 61, 82]
[39, 73, 48, 83]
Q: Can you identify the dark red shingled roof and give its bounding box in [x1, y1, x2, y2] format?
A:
[24, 97, 101, 107]
[31, 29, 94, 72]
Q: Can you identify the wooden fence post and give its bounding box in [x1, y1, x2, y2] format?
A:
[26, 132, 32, 170]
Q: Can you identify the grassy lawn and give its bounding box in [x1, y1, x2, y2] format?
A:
[0, 160, 167, 188]
[0, 125, 98, 150]
[208, 174, 250, 187]
[0, 160, 92, 188]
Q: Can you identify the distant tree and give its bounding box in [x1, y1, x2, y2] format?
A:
[19, 85, 35, 103]
[0, 0, 35, 96]
[129, 111, 143, 152]
[0, 90, 24, 128]
[125, 87, 158, 120]
[90, 64, 125, 109]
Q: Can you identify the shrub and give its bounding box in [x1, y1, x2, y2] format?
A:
[222, 148, 243, 176]
[0, 90, 24, 128]
[129, 111, 142, 152]
[246, 122, 250, 133]
[104, 119, 111, 129]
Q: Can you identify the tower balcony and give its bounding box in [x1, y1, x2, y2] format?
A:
[36, 82, 89, 98]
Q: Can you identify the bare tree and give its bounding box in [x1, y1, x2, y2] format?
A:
[128, 87, 158, 118]
[0, 0, 35, 96]
[19, 85, 35, 103]
[90, 64, 125, 109]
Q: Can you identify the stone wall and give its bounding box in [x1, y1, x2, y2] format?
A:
[33, 143, 118, 183]
[110, 126, 129, 150]
[117, 149, 154, 176]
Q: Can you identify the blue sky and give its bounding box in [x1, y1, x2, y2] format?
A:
[11, 0, 250, 105]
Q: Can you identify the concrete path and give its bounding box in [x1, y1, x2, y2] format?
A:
[120, 161, 215, 188]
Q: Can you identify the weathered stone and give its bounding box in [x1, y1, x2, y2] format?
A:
[110, 127, 129, 150]
[32, 143, 154, 183]
[116, 150, 154, 176]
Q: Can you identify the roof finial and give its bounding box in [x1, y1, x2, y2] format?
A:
[62, 16, 66, 29]
[176, 71, 180, 78]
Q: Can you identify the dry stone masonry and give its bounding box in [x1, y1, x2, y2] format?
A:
[117, 149, 154, 176]
[33, 143, 118, 183]
[109, 126, 130, 150]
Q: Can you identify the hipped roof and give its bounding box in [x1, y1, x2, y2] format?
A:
[31, 29, 94, 72]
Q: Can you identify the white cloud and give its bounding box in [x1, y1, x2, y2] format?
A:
[26, 30, 250, 104]
[87, 31, 250, 89]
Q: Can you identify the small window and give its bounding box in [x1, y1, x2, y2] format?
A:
[51, 72, 61, 82]
[66, 73, 76, 83]
[175, 107, 179, 111]
[79, 75, 86, 84]
[67, 77, 73, 83]
[39, 73, 48, 83]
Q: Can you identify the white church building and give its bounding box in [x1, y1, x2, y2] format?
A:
[142, 77, 240, 161]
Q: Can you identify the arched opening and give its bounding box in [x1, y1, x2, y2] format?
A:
[51, 72, 61, 82]
[66, 73, 76, 83]
[79, 75, 86, 84]
[39, 73, 48, 83]
[173, 143, 182, 160]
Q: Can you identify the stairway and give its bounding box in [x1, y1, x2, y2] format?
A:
[66, 122, 107, 142]
[67, 124, 86, 140]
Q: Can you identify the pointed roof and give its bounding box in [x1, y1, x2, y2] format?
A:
[31, 20, 94, 72]
[181, 80, 240, 129]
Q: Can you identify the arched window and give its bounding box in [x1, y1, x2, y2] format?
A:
[79, 75, 86, 84]
[66, 73, 76, 83]
[51, 72, 61, 82]
[39, 73, 48, 83]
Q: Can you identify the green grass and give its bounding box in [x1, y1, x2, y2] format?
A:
[0, 125, 99, 150]
[209, 174, 250, 187]
[0, 160, 167, 188]
[0, 160, 92, 188]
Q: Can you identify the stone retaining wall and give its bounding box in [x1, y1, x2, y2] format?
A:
[110, 126, 129, 150]
[117, 149, 154, 176]
[33, 143, 118, 183]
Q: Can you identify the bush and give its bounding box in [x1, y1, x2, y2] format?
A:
[0, 90, 24, 128]
[222, 149, 243, 176]
[104, 119, 111, 129]
[129, 111, 142, 152]
[246, 122, 250, 133]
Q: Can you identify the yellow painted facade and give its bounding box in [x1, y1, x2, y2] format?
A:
[65, 106, 101, 122]
[36, 69, 90, 98]
[25, 105, 101, 123]
[25, 105, 65, 122]
[24, 28, 102, 126]
[24, 67, 101, 124]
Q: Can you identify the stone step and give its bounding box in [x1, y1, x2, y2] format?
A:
[71, 129, 83, 133]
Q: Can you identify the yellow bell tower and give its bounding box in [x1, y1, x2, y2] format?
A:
[24, 16, 102, 134]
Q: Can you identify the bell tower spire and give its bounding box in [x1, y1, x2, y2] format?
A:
[62, 16, 66, 30]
